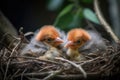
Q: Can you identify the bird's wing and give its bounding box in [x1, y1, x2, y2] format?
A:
[21, 36, 49, 57]
[79, 30, 107, 54]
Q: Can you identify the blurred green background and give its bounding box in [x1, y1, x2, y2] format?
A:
[0, 0, 120, 38]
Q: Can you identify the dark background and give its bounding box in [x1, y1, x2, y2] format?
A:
[0, 0, 120, 37]
[0, 0, 58, 32]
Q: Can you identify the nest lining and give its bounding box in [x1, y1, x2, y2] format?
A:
[0, 35, 120, 80]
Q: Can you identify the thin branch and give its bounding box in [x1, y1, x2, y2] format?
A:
[10, 60, 43, 65]
[39, 66, 55, 72]
[27, 77, 43, 80]
[3, 30, 24, 80]
[11, 56, 63, 66]
[101, 52, 120, 70]
[94, 0, 119, 43]
[56, 72, 100, 80]
[43, 69, 63, 80]
[15, 72, 100, 80]
[15, 72, 50, 78]
[21, 68, 27, 80]
[24, 32, 34, 36]
[4, 39, 22, 80]
[55, 57, 87, 78]
[10, 69, 21, 79]
[77, 57, 102, 65]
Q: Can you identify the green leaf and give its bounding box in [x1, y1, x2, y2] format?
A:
[69, 8, 83, 28]
[47, 0, 64, 11]
[54, 4, 84, 31]
[54, 12, 74, 31]
[56, 4, 74, 19]
[54, 4, 74, 30]
[83, 8, 100, 24]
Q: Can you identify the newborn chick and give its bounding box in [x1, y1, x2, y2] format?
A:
[36, 25, 64, 60]
[21, 25, 64, 60]
[65, 28, 91, 61]
[65, 28, 107, 61]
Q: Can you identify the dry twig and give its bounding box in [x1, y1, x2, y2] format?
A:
[78, 57, 102, 66]
[43, 69, 63, 80]
[3, 28, 26, 80]
[94, 0, 119, 43]
[4, 39, 22, 80]
[11, 56, 63, 66]
[55, 57, 87, 78]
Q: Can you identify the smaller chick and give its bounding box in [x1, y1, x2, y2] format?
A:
[65, 28, 107, 61]
[65, 28, 91, 61]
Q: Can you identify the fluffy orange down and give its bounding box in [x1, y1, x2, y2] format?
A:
[66, 28, 91, 49]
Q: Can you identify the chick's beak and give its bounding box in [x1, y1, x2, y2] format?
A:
[64, 41, 74, 48]
[54, 37, 64, 44]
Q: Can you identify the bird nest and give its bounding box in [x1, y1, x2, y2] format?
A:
[0, 34, 120, 80]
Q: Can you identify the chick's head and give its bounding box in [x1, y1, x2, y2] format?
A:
[35, 25, 63, 47]
[65, 28, 91, 50]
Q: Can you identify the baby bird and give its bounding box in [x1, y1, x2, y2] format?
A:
[65, 28, 91, 61]
[21, 25, 64, 60]
[35, 25, 63, 47]
[65, 28, 107, 61]
[36, 25, 64, 60]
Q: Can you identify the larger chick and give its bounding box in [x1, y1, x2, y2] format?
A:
[36, 25, 64, 60]
[65, 28, 91, 61]
[21, 25, 64, 60]
[65, 28, 107, 61]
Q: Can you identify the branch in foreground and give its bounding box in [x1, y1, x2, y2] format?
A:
[11, 56, 63, 66]
[15, 72, 101, 80]
[43, 69, 63, 80]
[55, 57, 87, 78]
[94, 0, 119, 43]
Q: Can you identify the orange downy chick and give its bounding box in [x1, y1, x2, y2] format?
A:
[65, 28, 91, 61]
[35, 25, 63, 47]
[36, 25, 64, 60]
